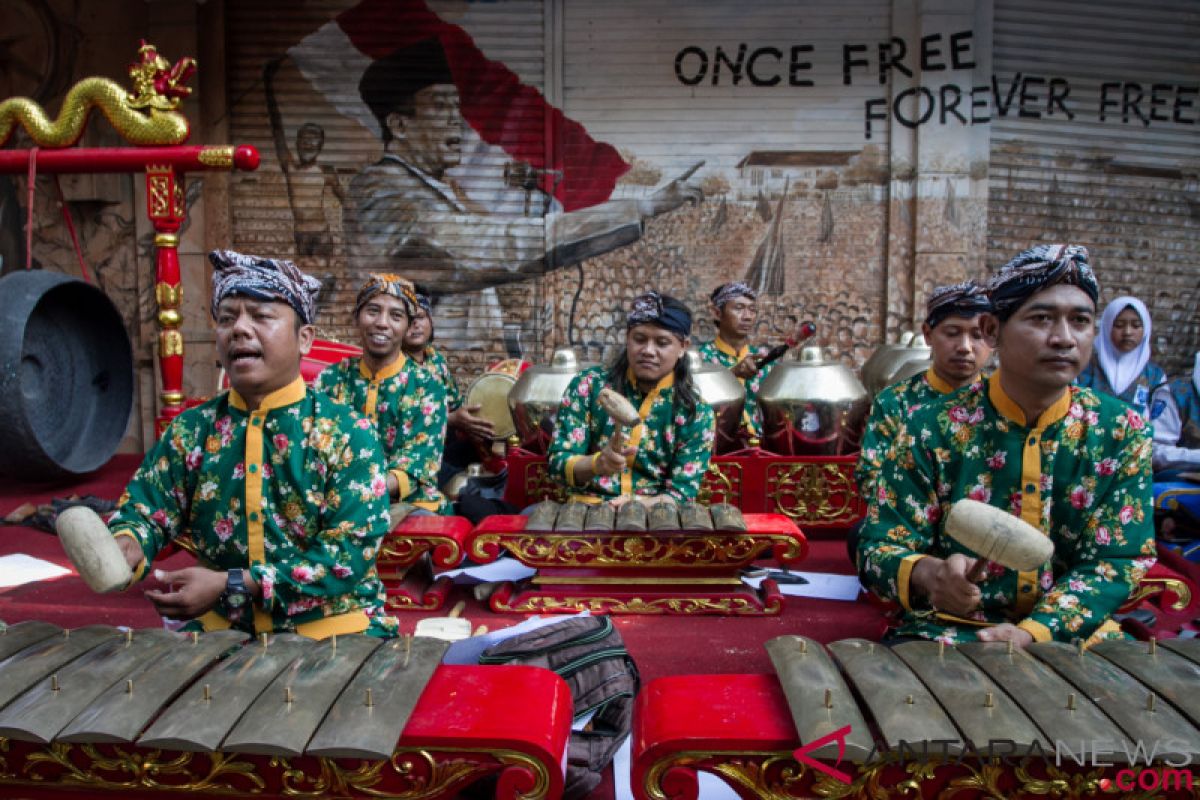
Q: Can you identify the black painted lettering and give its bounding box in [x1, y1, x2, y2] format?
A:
[992, 72, 1022, 117]
[1099, 82, 1121, 121]
[843, 44, 869, 86]
[920, 33, 946, 71]
[746, 47, 782, 87]
[1019, 76, 1045, 119]
[940, 84, 966, 123]
[970, 85, 991, 123]
[788, 45, 814, 87]
[893, 86, 935, 128]
[674, 47, 708, 86]
[879, 37, 912, 84]
[949, 31, 976, 69]
[1047, 78, 1074, 119]
[713, 43, 748, 85]
[864, 97, 888, 139]
[1149, 83, 1172, 122]
[1122, 82, 1149, 126]
[1174, 86, 1197, 124]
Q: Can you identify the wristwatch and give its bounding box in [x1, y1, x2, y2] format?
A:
[220, 569, 252, 621]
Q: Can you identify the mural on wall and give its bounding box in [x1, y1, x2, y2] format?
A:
[231, 0, 1200, 380]
[235, 0, 897, 376]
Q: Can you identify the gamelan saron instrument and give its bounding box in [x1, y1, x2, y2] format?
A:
[0, 621, 571, 799]
[465, 502, 808, 616]
[634, 635, 1200, 800]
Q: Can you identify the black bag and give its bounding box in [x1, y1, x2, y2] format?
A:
[479, 616, 640, 800]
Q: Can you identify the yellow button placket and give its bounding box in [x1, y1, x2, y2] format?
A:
[244, 411, 271, 634]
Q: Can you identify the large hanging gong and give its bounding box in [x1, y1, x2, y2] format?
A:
[0, 270, 134, 479]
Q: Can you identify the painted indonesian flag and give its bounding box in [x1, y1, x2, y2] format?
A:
[288, 0, 630, 212]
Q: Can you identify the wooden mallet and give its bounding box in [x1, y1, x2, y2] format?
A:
[55, 506, 133, 594]
[944, 499, 1055, 582]
[597, 386, 641, 453]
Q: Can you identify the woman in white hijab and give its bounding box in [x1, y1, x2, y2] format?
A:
[1076, 296, 1165, 418]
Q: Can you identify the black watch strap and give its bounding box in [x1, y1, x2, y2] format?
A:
[221, 569, 250, 619]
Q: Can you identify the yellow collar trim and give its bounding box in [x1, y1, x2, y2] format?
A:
[988, 371, 1071, 428]
[229, 376, 307, 413]
[625, 366, 675, 395]
[925, 367, 977, 395]
[358, 352, 407, 381]
[714, 336, 749, 362]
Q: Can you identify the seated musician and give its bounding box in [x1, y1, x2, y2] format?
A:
[1150, 353, 1200, 479]
[402, 290, 496, 486]
[314, 274, 448, 513]
[696, 282, 768, 439]
[857, 244, 1156, 648]
[856, 280, 992, 500]
[1076, 295, 1165, 419]
[108, 250, 397, 639]
[548, 292, 715, 505]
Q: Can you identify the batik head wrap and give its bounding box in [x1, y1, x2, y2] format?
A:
[710, 282, 758, 309]
[925, 280, 992, 328]
[987, 244, 1099, 321]
[1096, 296, 1152, 397]
[354, 273, 418, 318]
[628, 292, 692, 339]
[209, 250, 322, 324]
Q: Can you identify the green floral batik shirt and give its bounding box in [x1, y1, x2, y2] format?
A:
[857, 371, 1156, 645]
[548, 366, 716, 502]
[315, 355, 448, 512]
[416, 345, 463, 412]
[109, 378, 398, 639]
[856, 368, 979, 499]
[696, 337, 770, 437]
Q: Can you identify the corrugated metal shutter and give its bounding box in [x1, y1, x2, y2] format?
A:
[555, 0, 895, 365]
[227, 0, 547, 378]
[988, 0, 1200, 374]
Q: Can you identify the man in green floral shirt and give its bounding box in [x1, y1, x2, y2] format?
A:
[548, 292, 715, 504]
[315, 274, 448, 513]
[696, 282, 768, 440]
[856, 280, 993, 501]
[109, 250, 397, 639]
[857, 245, 1156, 648]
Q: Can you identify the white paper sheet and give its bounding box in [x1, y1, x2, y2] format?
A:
[742, 570, 863, 601]
[0, 554, 71, 588]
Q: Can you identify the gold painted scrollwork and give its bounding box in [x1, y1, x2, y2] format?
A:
[698, 462, 743, 506]
[272, 747, 550, 800]
[471, 531, 793, 569]
[767, 462, 860, 524]
[148, 173, 173, 217]
[525, 463, 568, 503]
[22, 742, 264, 794]
[160, 330, 184, 357]
[494, 594, 771, 615]
[198, 146, 236, 167]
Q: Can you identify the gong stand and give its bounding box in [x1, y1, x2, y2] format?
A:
[0, 43, 260, 434]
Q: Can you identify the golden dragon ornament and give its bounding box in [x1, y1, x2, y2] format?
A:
[0, 40, 195, 148]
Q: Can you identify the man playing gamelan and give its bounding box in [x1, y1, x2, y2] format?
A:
[856, 244, 1156, 648]
[109, 250, 398, 639]
[856, 280, 993, 500]
[315, 273, 449, 513]
[548, 292, 715, 504]
[696, 282, 770, 439]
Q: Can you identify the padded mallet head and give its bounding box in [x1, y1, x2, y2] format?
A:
[597, 387, 640, 427]
[55, 505, 133, 594]
[944, 499, 1054, 572]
